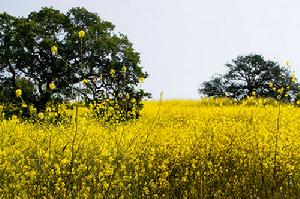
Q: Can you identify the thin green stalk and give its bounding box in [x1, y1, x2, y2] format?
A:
[272, 101, 281, 198]
[69, 104, 79, 198]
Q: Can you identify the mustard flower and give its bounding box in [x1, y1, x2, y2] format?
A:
[122, 66, 127, 74]
[51, 46, 58, 55]
[38, 112, 45, 120]
[268, 82, 273, 88]
[82, 79, 89, 85]
[131, 98, 136, 103]
[292, 72, 296, 83]
[15, 89, 22, 98]
[110, 69, 115, 77]
[277, 87, 284, 94]
[79, 30, 86, 38]
[49, 82, 56, 90]
[139, 77, 145, 83]
[29, 106, 37, 114]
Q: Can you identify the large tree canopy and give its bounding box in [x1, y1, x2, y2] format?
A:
[0, 7, 149, 116]
[199, 54, 300, 101]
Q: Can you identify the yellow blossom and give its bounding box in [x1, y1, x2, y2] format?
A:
[29, 106, 37, 114]
[51, 46, 58, 55]
[38, 112, 44, 120]
[110, 69, 115, 77]
[139, 77, 145, 83]
[78, 30, 86, 38]
[131, 98, 136, 103]
[15, 89, 22, 98]
[292, 72, 296, 83]
[60, 158, 69, 165]
[103, 182, 109, 190]
[81, 79, 89, 84]
[49, 82, 56, 90]
[277, 87, 284, 94]
[122, 66, 127, 74]
[268, 82, 273, 88]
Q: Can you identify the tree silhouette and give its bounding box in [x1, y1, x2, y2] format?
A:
[199, 54, 300, 101]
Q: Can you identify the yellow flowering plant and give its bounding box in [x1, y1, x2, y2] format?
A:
[15, 89, 22, 98]
[110, 69, 115, 78]
[139, 77, 145, 84]
[79, 30, 85, 38]
[81, 79, 89, 85]
[51, 46, 58, 55]
[49, 82, 56, 90]
[0, 99, 299, 198]
[292, 72, 296, 83]
[122, 66, 127, 75]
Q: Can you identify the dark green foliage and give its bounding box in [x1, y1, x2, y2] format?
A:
[199, 54, 300, 101]
[0, 7, 150, 119]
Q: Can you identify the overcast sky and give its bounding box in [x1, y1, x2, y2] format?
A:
[1, 0, 300, 99]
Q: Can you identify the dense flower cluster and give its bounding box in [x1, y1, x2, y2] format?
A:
[0, 99, 299, 198]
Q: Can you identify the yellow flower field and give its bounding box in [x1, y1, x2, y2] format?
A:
[0, 99, 300, 198]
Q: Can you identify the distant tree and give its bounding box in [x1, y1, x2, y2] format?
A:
[0, 7, 150, 119]
[199, 54, 300, 101]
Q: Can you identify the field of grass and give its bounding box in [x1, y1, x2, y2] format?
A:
[0, 99, 300, 198]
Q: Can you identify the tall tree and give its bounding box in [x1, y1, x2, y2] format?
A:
[0, 13, 19, 101]
[199, 54, 300, 101]
[0, 7, 150, 118]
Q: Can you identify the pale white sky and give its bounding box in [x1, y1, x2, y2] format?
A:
[1, 0, 300, 99]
